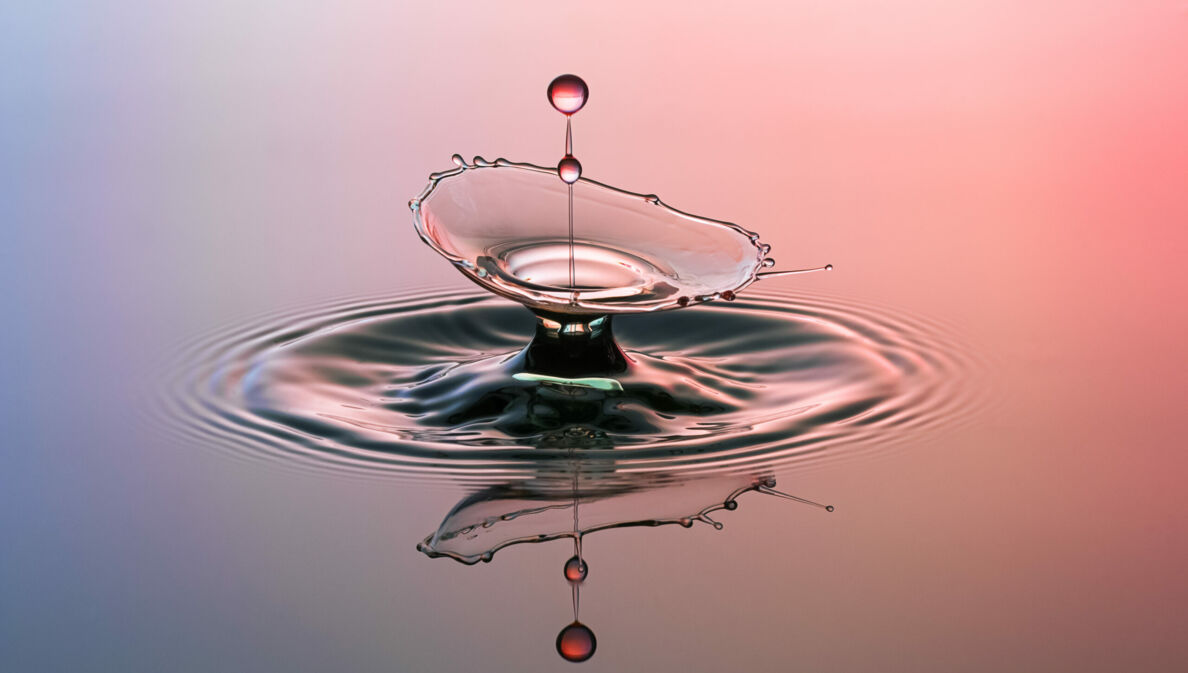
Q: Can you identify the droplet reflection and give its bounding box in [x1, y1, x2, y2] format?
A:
[556, 621, 597, 662]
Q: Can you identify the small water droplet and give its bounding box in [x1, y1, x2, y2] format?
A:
[450, 154, 464, 166]
[556, 622, 596, 662]
[724, 500, 738, 510]
[825, 264, 833, 271]
[677, 296, 690, 307]
[762, 258, 775, 268]
[558, 155, 582, 183]
[548, 74, 589, 115]
[721, 290, 736, 301]
[564, 555, 588, 582]
[760, 244, 771, 255]
[826, 505, 835, 512]
[408, 198, 420, 210]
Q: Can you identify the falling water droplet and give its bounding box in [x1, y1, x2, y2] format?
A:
[556, 622, 597, 662]
[558, 155, 582, 183]
[826, 505, 835, 512]
[450, 153, 465, 166]
[548, 74, 589, 115]
[564, 555, 588, 582]
[825, 264, 833, 271]
[762, 258, 775, 268]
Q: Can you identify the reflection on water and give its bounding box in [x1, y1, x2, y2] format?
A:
[150, 286, 982, 663]
[151, 287, 983, 484]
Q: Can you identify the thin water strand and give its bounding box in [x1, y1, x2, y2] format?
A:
[757, 484, 835, 512]
[757, 264, 834, 279]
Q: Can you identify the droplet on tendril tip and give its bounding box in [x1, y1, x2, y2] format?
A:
[548, 75, 589, 115]
[558, 155, 582, 183]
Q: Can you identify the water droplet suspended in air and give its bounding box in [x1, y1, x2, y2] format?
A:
[564, 555, 588, 582]
[826, 264, 833, 271]
[548, 74, 589, 115]
[762, 258, 775, 268]
[558, 155, 582, 183]
[556, 622, 597, 662]
[826, 505, 835, 512]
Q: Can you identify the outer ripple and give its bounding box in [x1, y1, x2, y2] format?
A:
[150, 287, 987, 483]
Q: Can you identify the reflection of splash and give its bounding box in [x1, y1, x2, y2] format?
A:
[417, 460, 833, 663]
[422, 473, 831, 568]
[416, 467, 831, 564]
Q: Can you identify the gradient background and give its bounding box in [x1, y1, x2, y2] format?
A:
[1, 2, 1186, 671]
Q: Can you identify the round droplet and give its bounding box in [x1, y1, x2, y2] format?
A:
[548, 74, 588, 115]
[826, 505, 835, 512]
[558, 155, 582, 183]
[724, 500, 738, 510]
[450, 153, 465, 166]
[762, 258, 775, 268]
[721, 290, 736, 301]
[556, 622, 597, 663]
[564, 555, 588, 582]
[825, 264, 833, 271]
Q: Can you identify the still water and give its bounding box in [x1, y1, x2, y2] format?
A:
[2, 2, 1185, 671]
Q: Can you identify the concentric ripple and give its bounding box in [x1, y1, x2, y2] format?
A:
[151, 287, 986, 483]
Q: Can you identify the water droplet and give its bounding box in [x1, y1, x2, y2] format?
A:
[724, 500, 738, 510]
[558, 155, 582, 183]
[408, 198, 420, 210]
[826, 505, 835, 512]
[760, 243, 771, 255]
[548, 74, 589, 115]
[564, 555, 588, 582]
[762, 258, 775, 268]
[556, 622, 597, 662]
[721, 290, 736, 301]
[677, 296, 690, 307]
[450, 153, 464, 166]
[825, 264, 833, 271]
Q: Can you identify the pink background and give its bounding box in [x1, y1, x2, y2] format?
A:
[1, 2, 1185, 670]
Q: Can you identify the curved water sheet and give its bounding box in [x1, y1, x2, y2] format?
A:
[154, 287, 984, 483]
[418, 469, 830, 564]
[410, 157, 827, 315]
